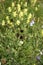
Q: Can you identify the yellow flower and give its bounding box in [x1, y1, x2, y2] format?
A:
[33, 64, 36, 65]
[6, 16, 9, 20]
[27, 19, 30, 23]
[12, 2, 15, 7]
[24, 2, 27, 7]
[27, 13, 32, 23]
[23, 8, 28, 15]
[35, 7, 38, 11]
[2, 20, 5, 26]
[8, 7, 12, 12]
[41, 29, 43, 36]
[34, 0, 37, 4]
[16, 20, 20, 25]
[38, 4, 40, 7]
[12, 11, 17, 17]
[21, 1, 23, 5]
[17, 4, 21, 12]
[28, 13, 32, 19]
[7, 20, 14, 27]
[31, 0, 37, 6]
[19, 11, 23, 18]
[7, 20, 10, 24]
[10, 22, 13, 25]
[10, 22, 14, 27]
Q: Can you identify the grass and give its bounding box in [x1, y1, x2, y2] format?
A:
[0, 0, 43, 65]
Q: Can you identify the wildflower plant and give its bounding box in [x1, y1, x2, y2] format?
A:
[0, 0, 43, 65]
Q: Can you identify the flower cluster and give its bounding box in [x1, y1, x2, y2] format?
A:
[1, 1, 33, 27]
[0, 0, 43, 65]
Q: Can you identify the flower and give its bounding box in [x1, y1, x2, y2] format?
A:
[0, 62, 1, 65]
[35, 7, 38, 11]
[10, 22, 13, 25]
[40, 51, 43, 55]
[41, 29, 43, 36]
[24, 2, 27, 7]
[30, 23, 33, 26]
[27, 19, 30, 23]
[17, 4, 21, 12]
[16, 20, 20, 25]
[6, 16, 9, 20]
[31, 0, 37, 6]
[36, 55, 40, 61]
[18, 40, 23, 46]
[28, 13, 32, 19]
[7, 20, 13, 27]
[8, 7, 12, 12]
[7, 20, 14, 27]
[27, 13, 32, 23]
[2, 20, 5, 26]
[30, 20, 35, 26]
[12, 2, 15, 7]
[20, 40, 23, 44]
[12, 11, 17, 17]
[33, 64, 36, 65]
[23, 8, 28, 15]
[41, 25, 43, 28]
[7, 20, 10, 24]
[19, 11, 23, 18]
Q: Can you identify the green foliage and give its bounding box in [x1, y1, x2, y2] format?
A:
[0, 0, 43, 65]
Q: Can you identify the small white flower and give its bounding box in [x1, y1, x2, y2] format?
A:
[42, 49, 43, 52]
[40, 51, 43, 55]
[20, 41, 23, 44]
[30, 20, 35, 26]
[36, 55, 40, 61]
[42, 25, 43, 28]
[31, 20, 35, 24]
[18, 40, 23, 46]
[30, 23, 33, 26]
